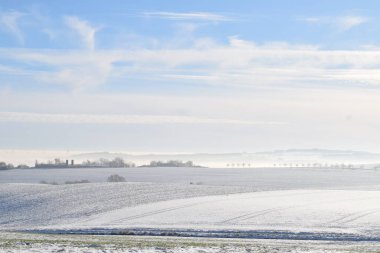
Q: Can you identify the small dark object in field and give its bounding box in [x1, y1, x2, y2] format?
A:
[65, 180, 90, 184]
[107, 174, 126, 182]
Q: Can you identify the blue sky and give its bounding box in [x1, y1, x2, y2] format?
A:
[1, 0, 380, 153]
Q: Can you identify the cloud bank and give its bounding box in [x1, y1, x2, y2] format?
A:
[2, 37, 380, 91]
[0, 111, 285, 125]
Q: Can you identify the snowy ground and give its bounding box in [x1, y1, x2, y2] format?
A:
[1, 167, 380, 252]
[71, 190, 380, 238]
[1, 232, 380, 253]
[1, 183, 380, 241]
[1, 167, 380, 190]
[0, 183, 254, 229]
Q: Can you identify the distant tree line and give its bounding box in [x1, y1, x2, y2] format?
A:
[35, 157, 135, 168]
[0, 158, 202, 170]
[0, 162, 29, 170]
[81, 157, 135, 168]
[143, 160, 200, 167]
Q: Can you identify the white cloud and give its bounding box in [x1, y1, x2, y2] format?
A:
[64, 16, 100, 50]
[303, 15, 369, 31]
[336, 16, 368, 31]
[0, 111, 284, 126]
[0, 11, 24, 44]
[1, 49, 115, 91]
[0, 64, 20, 74]
[37, 59, 113, 91]
[2, 38, 380, 91]
[142, 11, 231, 22]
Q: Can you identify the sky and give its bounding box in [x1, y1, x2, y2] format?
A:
[1, 0, 380, 153]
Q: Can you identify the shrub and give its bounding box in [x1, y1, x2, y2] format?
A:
[107, 174, 126, 182]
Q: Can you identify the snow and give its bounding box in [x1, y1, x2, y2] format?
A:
[0, 182, 254, 228]
[66, 189, 380, 239]
[1, 182, 380, 241]
[0, 244, 370, 253]
[1, 167, 380, 251]
[1, 232, 379, 253]
[1, 167, 380, 191]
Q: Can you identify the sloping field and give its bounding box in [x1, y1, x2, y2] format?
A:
[1, 183, 380, 241]
[71, 189, 380, 240]
[0, 183, 254, 229]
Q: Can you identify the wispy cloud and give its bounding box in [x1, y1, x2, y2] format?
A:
[302, 15, 369, 31]
[142, 11, 232, 22]
[0, 11, 25, 44]
[64, 16, 100, 50]
[0, 112, 285, 125]
[3, 38, 380, 91]
[37, 63, 112, 91]
[0, 48, 115, 91]
[336, 16, 368, 31]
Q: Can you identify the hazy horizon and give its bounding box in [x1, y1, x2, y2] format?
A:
[3, 147, 380, 167]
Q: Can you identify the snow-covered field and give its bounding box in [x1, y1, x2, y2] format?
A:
[1, 167, 380, 252]
[0, 183, 254, 229]
[2, 232, 379, 253]
[1, 167, 380, 190]
[73, 189, 380, 238]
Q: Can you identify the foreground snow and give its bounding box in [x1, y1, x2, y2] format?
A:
[0, 243, 373, 253]
[1, 232, 379, 253]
